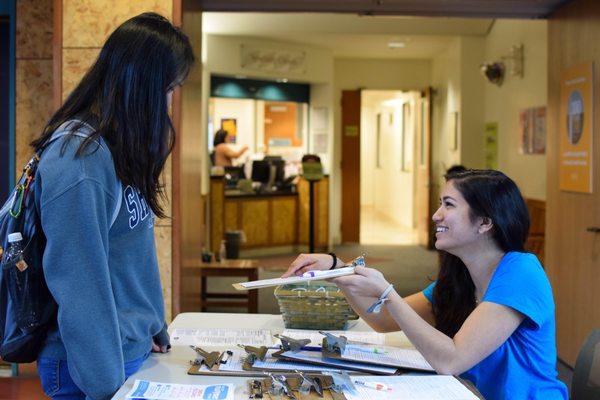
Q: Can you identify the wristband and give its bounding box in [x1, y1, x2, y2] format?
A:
[367, 284, 395, 314]
[328, 253, 337, 270]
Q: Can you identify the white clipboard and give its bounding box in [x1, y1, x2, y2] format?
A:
[232, 266, 356, 290]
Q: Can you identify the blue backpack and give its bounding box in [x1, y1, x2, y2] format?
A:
[0, 122, 121, 362]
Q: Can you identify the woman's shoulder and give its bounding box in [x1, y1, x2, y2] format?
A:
[37, 122, 118, 199]
[491, 252, 553, 300]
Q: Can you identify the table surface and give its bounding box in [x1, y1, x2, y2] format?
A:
[110, 312, 414, 399]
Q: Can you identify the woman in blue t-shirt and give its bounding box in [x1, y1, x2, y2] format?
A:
[283, 169, 568, 400]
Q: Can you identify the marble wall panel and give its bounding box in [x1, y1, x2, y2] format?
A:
[62, 48, 99, 100]
[155, 225, 172, 322]
[63, 0, 172, 48]
[16, 0, 53, 59]
[15, 60, 53, 173]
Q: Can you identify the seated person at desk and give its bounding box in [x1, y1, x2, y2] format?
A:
[283, 169, 568, 400]
[212, 129, 248, 166]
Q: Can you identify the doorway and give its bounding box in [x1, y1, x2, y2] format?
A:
[360, 90, 421, 245]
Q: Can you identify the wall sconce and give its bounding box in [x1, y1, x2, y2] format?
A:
[480, 44, 524, 86]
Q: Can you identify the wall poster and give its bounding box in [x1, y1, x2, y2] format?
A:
[519, 106, 546, 154]
[484, 122, 498, 169]
[220, 118, 237, 143]
[559, 62, 594, 193]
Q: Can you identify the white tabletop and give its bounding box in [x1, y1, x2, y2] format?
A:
[111, 312, 414, 399]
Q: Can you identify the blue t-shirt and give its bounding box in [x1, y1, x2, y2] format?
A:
[422, 252, 568, 400]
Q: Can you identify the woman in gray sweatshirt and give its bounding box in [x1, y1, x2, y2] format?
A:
[31, 12, 194, 400]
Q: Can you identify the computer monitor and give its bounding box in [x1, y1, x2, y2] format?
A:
[270, 159, 285, 183]
[251, 160, 271, 184]
[224, 166, 246, 181]
[224, 166, 245, 189]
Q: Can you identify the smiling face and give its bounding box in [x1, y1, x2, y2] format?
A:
[432, 180, 490, 255]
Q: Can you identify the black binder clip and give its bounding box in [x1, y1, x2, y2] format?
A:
[238, 344, 269, 362]
[267, 372, 297, 400]
[294, 370, 323, 397]
[249, 379, 264, 399]
[328, 371, 357, 395]
[274, 334, 311, 352]
[319, 331, 347, 354]
[189, 345, 222, 369]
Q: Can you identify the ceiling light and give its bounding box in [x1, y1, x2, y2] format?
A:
[276, 78, 288, 83]
[388, 41, 406, 49]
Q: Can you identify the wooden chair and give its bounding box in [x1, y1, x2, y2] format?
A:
[571, 329, 600, 400]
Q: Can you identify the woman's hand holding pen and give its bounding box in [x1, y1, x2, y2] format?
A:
[281, 253, 332, 278]
[331, 265, 391, 299]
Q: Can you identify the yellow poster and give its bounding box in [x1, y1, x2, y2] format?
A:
[559, 62, 594, 193]
[221, 118, 237, 143]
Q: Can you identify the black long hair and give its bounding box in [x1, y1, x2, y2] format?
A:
[213, 129, 228, 147]
[32, 12, 195, 218]
[432, 169, 530, 337]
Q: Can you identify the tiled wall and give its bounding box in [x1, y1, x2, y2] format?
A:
[15, 0, 53, 173]
[60, 0, 175, 321]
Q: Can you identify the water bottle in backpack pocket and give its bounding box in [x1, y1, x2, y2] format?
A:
[0, 153, 57, 363]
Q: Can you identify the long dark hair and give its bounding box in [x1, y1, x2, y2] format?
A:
[32, 12, 195, 218]
[213, 129, 228, 147]
[432, 169, 530, 337]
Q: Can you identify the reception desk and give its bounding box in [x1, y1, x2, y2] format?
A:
[209, 176, 329, 255]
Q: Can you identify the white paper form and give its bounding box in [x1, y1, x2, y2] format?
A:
[282, 329, 385, 345]
[280, 350, 397, 374]
[343, 375, 479, 400]
[125, 380, 235, 400]
[342, 344, 434, 371]
[170, 328, 274, 347]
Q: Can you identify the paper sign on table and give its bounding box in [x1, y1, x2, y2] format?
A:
[125, 380, 234, 400]
[170, 328, 273, 347]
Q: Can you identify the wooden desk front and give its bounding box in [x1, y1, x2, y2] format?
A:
[209, 176, 329, 255]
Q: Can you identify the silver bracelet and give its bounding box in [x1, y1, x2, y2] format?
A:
[367, 284, 395, 314]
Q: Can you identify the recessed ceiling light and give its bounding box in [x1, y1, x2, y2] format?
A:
[388, 41, 406, 49]
[276, 78, 288, 83]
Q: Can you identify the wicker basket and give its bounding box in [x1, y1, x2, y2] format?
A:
[274, 281, 359, 330]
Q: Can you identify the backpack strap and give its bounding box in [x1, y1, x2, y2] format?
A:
[43, 120, 122, 229]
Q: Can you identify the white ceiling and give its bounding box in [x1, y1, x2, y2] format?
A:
[203, 13, 494, 59]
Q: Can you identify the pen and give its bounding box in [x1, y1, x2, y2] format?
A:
[353, 380, 392, 391]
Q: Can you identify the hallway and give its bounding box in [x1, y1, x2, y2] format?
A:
[360, 206, 418, 245]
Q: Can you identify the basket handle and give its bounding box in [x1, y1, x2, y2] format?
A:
[291, 288, 307, 297]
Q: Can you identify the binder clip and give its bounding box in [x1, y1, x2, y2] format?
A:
[267, 373, 297, 400]
[294, 370, 323, 396]
[220, 350, 234, 364]
[238, 344, 269, 363]
[319, 331, 347, 354]
[328, 371, 357, 395]
[349, 254, 366, 267]
[249, 379, 264, 399]
[189, 346, 222, 369]
[274, 334, 311, 352]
